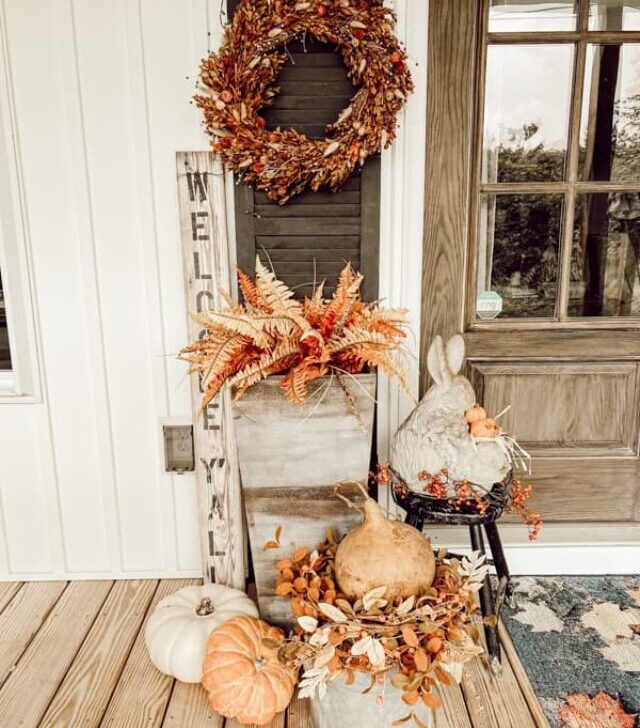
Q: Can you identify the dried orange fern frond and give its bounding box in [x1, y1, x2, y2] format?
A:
[179, 258, 412, 408]
[228, 342, 301, 400]
[236, 265, 264, 310]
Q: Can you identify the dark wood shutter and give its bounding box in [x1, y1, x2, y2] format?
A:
[227, 1, 380, 300]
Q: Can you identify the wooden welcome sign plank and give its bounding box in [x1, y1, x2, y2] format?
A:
[176, 151, 244, 588]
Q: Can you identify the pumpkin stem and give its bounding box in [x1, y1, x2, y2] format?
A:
[196, 597, 216, 616]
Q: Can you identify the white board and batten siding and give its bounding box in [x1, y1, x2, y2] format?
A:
[0, 0, 431, 581]
[0, 0, 227, 580]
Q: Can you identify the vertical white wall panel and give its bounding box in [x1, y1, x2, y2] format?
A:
[0, 0, 423, 578]
[2, 0, 113, 574]
[0, 0, 213, 578]
[0, 407, 54, 574]
[70, 0, 167, 572]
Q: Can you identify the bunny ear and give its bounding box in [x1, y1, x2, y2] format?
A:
[427, 335, 453, 386]
[445, 334, 465, 375]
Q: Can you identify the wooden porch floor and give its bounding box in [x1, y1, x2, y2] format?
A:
[0, 579, 548, 727]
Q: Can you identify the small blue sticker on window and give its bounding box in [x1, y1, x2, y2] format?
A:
[476, 290, 503, 320]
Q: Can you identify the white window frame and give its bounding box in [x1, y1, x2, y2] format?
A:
[0, 17, 41, 402]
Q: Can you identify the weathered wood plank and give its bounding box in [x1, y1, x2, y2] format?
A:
[234, 374, 376, 489]
[101, 579, 198, 728]
[287, 52, 343, 67]
[177, 151, 245, 588]
[279, 66, 351, 82]
[286, 696, 311, 728]
[262, 262, 356, 277]
[265, 110, 346, 126]
[262, 123, 334, 139]
[255, 204, 361, 218]
[272, 95, 354, 111]
[420, 0, 478, 394]
[162, 682, 223, 727]
[256, 191, 360, 206]
[244, 485, 365, 627]
[226, 710, 286, 728]
[0, 581, 67, 687]
[267, 249, 359, 263]
[498, 622, 551, 728]
[276, 81, 355, 96]
[359, 157, 380, 302]
[40, 580, 158, 728]
[254, 218, 360, 236]
[460, 652, 537, 728]
[435, 683, 473, 728]
[255, 235, 360, 249]
[0, 581, 112, 727]
[0, 581, 23, 614]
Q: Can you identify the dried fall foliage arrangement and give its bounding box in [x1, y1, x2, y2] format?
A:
[179, 258, 410, 408]
[195, 0, 413, 203]
[273, 488, 486, 721]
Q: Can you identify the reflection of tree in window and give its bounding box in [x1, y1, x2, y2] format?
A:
[496, 123, 566, 182]
[572, 42, 640, 316]
[490, 194, 561, 317]
[571, 192, 640, 316]
[580, 44, 640, 182]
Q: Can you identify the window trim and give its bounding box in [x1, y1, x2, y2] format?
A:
[464, 0, 640, 329]
[0, 16, 41, 403]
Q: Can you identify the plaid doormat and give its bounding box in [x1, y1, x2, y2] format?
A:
[502, 576, 640, 728]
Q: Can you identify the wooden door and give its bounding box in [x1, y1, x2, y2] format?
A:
[422, 0, 640, 524]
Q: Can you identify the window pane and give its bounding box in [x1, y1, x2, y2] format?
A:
[569, 192, 640, 316]
[482, 45, 573, 183]
[477, 194, 563, 318]
[0, 270, 11, 370]
[589, 0, 640, 30]
[579, 44, 640, 183]
[489, 1, 577, 31]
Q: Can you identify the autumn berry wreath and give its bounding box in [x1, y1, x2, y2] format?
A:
[196, 0, 413, 203]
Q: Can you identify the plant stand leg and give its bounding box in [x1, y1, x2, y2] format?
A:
[469, 524, 501, 670]
[405, 512, 424, 532]
[484, 522, 515, 608]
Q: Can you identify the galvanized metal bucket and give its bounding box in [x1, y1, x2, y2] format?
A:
[310, 670, 434, 728]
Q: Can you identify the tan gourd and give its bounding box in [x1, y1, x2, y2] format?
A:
[334, 484, 436, 601]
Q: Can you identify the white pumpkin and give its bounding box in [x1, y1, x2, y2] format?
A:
[144, 583, 258, 683]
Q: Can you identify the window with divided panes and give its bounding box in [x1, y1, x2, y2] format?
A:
[472, 0, 640, 321]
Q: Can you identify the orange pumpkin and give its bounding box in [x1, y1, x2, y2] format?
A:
[470, 417, 500, 438]
[465, 404, 487, 424]
[202, 615, 297, 725]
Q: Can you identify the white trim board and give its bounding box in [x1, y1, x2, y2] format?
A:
[426, 524, 640, 575]
[377, 0, 427, 461]
[0, 569, 202, 582]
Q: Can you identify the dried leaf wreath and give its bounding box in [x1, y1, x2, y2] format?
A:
[179, 257, 411, 407]
[274, 532, 487, 710]
[195, 0, 413, 203]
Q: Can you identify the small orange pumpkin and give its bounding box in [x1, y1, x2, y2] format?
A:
[202, 615, 297, 725]
[465, 404, 487, 424]
[470, 417, 500, 438]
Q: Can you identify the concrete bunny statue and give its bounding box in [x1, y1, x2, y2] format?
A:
[390, 334, 511, 488]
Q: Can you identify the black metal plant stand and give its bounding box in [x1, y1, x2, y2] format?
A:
[391, 473, 514, 671]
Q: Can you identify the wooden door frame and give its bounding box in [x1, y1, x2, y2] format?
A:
[420, 0, 480, 394]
